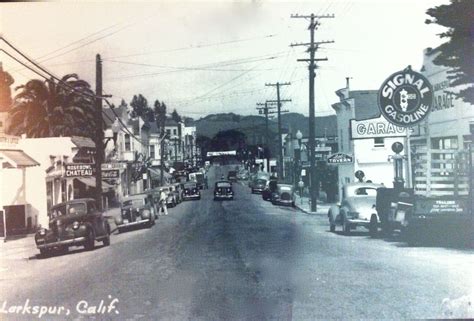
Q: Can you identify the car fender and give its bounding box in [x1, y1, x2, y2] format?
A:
[328, 205, 340, 224]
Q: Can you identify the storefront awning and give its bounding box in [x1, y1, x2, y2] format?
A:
[74, 177, 96, 187]
[0, 149, 39, 168]
[74, 177, 117, 193]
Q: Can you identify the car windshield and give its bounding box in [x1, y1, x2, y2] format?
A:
[353, 187, 377, 196]
[184, 183, 196, 189]
[217, 182, 231, 188]
[67, 203, 86, 215]
[256, 179, 266, 184]
[50, 205, 67, 219]
[123, 199, 145, 207]
[279, 186, 292, 191]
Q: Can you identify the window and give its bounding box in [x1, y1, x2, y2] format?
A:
[125, 134, 131, 151]
[166, 129, 171, 135]
[150, 145, 155, 159]
[173, 129, 177, 135]
[374, 137, 385, 148]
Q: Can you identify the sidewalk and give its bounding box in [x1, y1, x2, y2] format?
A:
[293, 194, 335, 215]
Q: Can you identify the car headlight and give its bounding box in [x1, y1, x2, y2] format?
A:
[141, 209, 150, 219]
[72, 221, 80, 230]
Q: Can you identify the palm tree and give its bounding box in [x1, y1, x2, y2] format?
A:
[6, 74, 97, 138]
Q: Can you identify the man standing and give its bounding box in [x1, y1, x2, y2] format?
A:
[159, 189, 168, 216]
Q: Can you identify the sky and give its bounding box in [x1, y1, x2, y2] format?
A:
[0, 0, 448, 119]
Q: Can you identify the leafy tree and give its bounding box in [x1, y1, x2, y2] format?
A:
[171, 109, 182, 123]
[153, 100, 167, 136]
[7, 74, 96, 138]
[0, 64, 14, 111]
[426, 0, 474, 104]
[130, 94, 149, 118]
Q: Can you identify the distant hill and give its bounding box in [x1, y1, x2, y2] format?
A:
[196, 112, 337, 139]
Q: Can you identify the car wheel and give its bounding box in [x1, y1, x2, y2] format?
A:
[369, 215, 378, 238]
[102, 233, 110, 246]
[39, 248, 51, 257]
[84, 229, 95, 251]
[342, 218, 351, 235]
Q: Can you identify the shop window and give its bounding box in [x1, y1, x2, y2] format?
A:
[431, 136, 458, 150]
[150, 145, 155, 159]
[374, 137, 385, 148]
[124, 134, 131, 151]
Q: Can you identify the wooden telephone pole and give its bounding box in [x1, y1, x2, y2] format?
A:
[95, 54, 104, 211]
[291, 13, 334, 212]
[265, 82, 291, 179]
[257, 101, 278, 172]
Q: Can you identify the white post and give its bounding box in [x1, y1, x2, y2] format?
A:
[406, 129, 412, 188]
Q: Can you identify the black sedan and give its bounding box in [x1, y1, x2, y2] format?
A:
[182, 182, 201, 200]
[214, 181, 234, 200]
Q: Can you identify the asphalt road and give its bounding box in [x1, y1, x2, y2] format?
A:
[1, 165, 473, 320]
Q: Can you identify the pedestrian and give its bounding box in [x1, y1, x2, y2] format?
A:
[159, 189, 168, 216]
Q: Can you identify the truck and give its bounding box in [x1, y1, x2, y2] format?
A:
[404, 195, 471, 246]
[189, 172, 205, 189]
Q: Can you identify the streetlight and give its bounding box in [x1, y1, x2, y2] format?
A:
[294, 130, 303, 187]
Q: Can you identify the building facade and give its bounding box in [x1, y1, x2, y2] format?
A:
[410, 48, 474, 196]
[332, 87, 407, 200]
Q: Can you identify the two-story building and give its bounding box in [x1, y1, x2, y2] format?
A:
[332, 84, 407, 200]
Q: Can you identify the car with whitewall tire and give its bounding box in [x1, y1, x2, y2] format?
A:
[328, 182, 383, 235]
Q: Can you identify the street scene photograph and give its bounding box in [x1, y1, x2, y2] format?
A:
[0, 0, 473, 319]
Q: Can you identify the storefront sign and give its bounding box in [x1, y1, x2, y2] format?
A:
[327, 153, 353, 164]
[432, 80, 455, 112]
[207, 151, 237, 156]
[350, 116, 408, 139]
[378, 66, 433, 127]
[102, 169, 119, 179]
[65, 164, 94, 177]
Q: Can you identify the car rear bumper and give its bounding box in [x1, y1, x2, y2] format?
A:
[37, 237, 87, 249]
[183, 194, 200, 200]
[117, 218, 150, 228]
[214, 194, 233, 200]
[346, 218, 372, 227]
[273, 199, 293, 205]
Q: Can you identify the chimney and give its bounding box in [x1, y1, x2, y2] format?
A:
[345, 77, 352, 90]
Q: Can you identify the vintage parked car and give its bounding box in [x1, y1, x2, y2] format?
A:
[115, 193, 157, 233]
[271, 184, 295, 206]
[35, 198, 111, 256]
[262, 179, 278, 201]
[237, 169, 249, 180]
[214, 180, 234, 200]
[227, 170, 237, 182]
[251, 178, 267, 194]
[182, 182, 201, 200]
[328, 182, 383, 235]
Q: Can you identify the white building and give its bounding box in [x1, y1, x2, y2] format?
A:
[410, 47, 474, 196]
[0, 134, 39, 236]
[332, 86, 406, 200]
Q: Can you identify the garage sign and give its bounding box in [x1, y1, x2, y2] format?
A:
[378, 66, 433, 127]
[350, 116, 408, 139]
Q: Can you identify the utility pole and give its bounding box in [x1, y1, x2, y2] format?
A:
[95, 54, 104, 211]
[265, 82, 291, 179]
[291, 13, 334, 212]
[257, 101, 277, 173]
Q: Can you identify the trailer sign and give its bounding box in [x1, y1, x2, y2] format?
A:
[378, 66, 433, 127]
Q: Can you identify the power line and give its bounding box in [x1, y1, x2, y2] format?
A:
[0, 36, 100, 100]
[103, 34, 278, 60]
